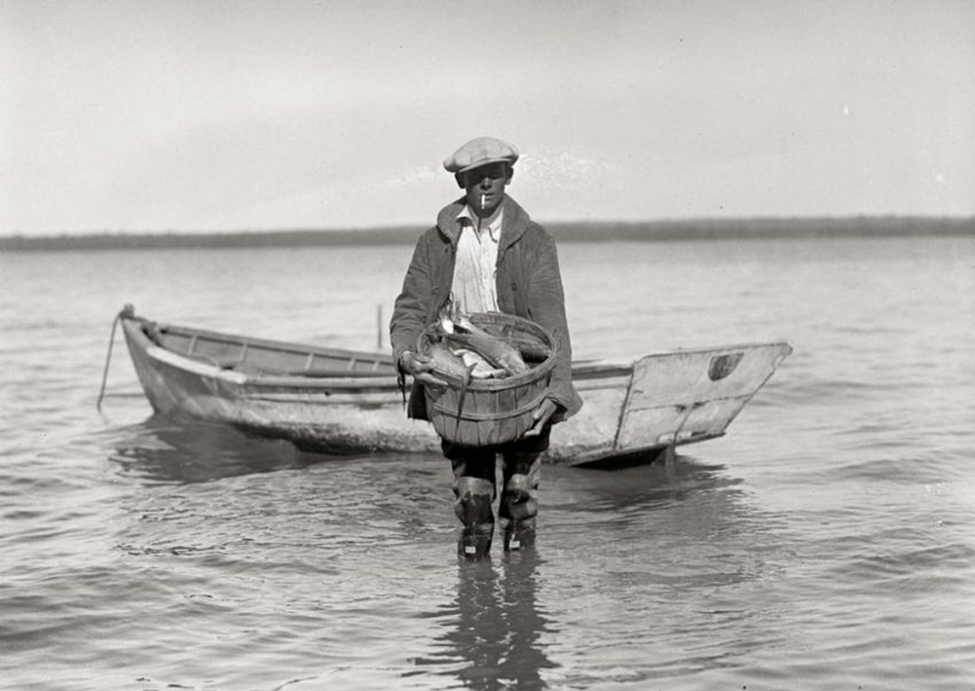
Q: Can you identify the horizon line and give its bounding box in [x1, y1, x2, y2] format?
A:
[3, 212, 974, 240]
[2, 216, 973, 253]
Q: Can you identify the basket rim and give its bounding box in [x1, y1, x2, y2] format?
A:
[417, 312, 556, 391]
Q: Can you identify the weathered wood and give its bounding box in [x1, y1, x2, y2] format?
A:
[118, 306, 792, 465]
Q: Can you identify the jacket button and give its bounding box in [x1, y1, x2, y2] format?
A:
[511, 281, 518, 292]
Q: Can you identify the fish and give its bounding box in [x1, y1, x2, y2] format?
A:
[437, 301, 462, 335]
[451, 310, 552, 363]
[444, 331, 529, 377]
[452, 311, 489, 337]
[439, 304, 542, 372]
[428, 338, 474, 383]
[454, 348, 509, 379]
[427, 337, 475, 430]
[508, 337, 553, 363]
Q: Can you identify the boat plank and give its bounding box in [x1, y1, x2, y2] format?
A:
[118, 309, 792, 465]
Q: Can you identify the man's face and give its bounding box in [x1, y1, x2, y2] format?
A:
[461, 162, 512, 218]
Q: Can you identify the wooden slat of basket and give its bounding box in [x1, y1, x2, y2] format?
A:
[496, 386, 519, 444]
[429, 389, 546, 421]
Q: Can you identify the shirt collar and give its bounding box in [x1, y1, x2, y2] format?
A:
[457, 203, 504, 241]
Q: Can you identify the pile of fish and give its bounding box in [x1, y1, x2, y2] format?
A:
[426, 309, 531, 385]
[427, 305, 559, 381]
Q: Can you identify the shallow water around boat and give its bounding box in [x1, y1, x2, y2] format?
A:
[2, 234, 973, 689]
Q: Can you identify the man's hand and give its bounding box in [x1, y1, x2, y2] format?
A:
[523, 397, 561, 437]
[399, 351, 442, 387]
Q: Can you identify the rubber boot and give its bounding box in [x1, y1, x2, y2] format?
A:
[499, 473, 538, 551]
[502, 516, 536, 551]
[454, 477, 495, 559]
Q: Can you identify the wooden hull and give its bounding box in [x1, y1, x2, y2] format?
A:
[120, 309, 792, 465]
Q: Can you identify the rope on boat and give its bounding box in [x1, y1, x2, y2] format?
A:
[96, 304, 134, 412]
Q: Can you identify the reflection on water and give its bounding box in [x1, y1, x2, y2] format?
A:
[573, 453, 740, 513]
[108, 415, 362, 484]
[408, 455, 772, 690]
[414, 551, 557, 690]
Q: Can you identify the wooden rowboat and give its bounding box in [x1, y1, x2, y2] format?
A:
[116, 305, 792, 466]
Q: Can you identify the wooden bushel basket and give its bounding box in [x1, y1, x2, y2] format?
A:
[417, 313, 557, 447]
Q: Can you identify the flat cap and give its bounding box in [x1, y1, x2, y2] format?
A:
[443, 137, 519, 174]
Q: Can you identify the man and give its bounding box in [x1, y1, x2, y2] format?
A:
[390, 136, 582, 558]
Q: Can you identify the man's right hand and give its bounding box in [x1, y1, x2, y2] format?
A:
[399, 351, 442, 387]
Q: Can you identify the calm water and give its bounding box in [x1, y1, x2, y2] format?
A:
[1, 234, 973, 690]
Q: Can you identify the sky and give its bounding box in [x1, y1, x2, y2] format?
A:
[1, 0, 973, 236]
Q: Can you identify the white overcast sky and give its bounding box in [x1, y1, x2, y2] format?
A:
[2, 0, 973, 235]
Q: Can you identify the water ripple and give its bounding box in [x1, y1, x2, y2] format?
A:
[2, 238, 974, 689]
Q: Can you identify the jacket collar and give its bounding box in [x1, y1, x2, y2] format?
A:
[437, 195, 531, 252]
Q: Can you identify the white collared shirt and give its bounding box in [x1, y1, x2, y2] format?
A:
[450, 204, 503, 314]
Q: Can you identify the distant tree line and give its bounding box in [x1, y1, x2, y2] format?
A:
[1, 217, 972, 252]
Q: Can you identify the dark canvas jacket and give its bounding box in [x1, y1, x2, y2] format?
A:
[390, 195, 583, 422]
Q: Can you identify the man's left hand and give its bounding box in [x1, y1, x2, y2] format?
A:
[523, 398, 561, 437]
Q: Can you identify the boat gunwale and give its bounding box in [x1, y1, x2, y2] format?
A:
[124, 315, 645, 388]
[128, 315, 790, 383]
[152, 321, 396, 367]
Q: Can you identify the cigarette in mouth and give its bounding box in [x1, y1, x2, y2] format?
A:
[481, 194, 486, 208]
